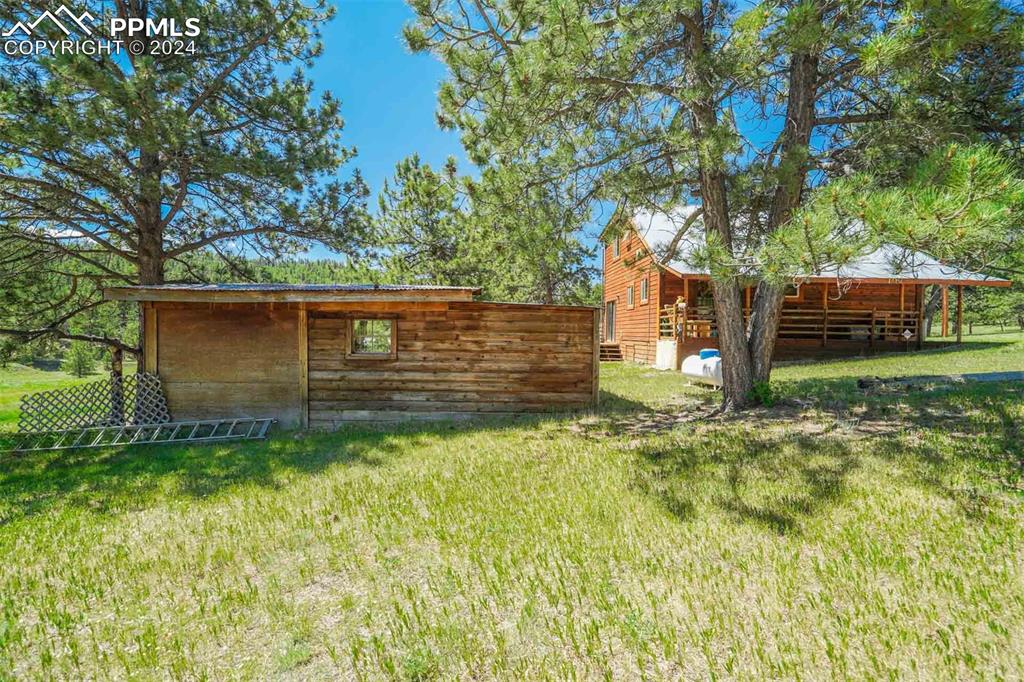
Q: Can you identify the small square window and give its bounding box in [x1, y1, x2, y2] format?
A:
[640, 278, 649, 304]
[784, 283, 801, 300]
[627, 285, 635, 308]
[348, 318, 396, 359]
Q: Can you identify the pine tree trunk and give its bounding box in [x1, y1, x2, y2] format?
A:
[700, 167, 754, 409]
[747, 50, 818, 386]
[748, 283, 786, 383]
[137, 228, 165, 286]
[712, 278, 754, 408]
[683, 9, 757, 410]
[136, 141, 165, 375]
[922, 285, 942, 338]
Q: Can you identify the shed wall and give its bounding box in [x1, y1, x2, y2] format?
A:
[153, 304, 303, 427]
[150, 300, 598, 429]
[307, 301, 598, 428]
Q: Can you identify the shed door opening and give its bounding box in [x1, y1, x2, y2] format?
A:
[605, 301, 616, 341]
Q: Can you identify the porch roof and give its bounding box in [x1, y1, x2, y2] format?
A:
[629, 207, 1011, 287]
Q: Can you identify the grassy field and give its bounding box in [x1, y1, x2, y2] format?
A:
[0, 362, 137, 432]
[0, 365, 93, 431]
[1, 335, 1022, 679]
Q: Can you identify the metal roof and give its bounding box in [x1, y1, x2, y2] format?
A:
[104, 283, 483, 303]
[108, 283, 481, 292]
[631, 207, 1011, 286]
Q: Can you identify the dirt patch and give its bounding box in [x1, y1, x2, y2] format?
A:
[571, 398, 908, 439]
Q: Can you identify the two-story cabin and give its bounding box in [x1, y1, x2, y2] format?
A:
[601, 207, 1011, 366]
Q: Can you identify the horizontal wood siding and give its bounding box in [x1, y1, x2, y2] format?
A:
[307, 301, 598, 428]
[809, 282, 918, 311]
[602, 231, 660, 364]
[155, 303, 302, 427]
[603, 241, 925, 364]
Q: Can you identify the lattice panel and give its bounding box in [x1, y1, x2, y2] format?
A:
[18, 373, 171, 433]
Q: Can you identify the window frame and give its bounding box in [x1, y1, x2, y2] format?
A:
[640, 277, 649, 304]
[783, 283, 803, 301]
[612, 237, 620, 259]
[346, 316, 398, 360]
[626, 284, 635, 309]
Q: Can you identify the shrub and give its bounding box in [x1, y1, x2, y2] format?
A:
[748, 380, 775, 407]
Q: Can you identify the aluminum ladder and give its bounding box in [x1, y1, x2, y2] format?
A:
[4, 418, 275, 453]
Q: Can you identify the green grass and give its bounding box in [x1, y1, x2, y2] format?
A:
[0, 362, 137, 433]
[1, 339, 1022, 679]
[0, 364, 92, 432]
[772, 328, 1024, 401]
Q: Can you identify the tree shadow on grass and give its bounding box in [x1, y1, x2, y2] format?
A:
[0, 393, 660, 526]
[864, 381, 1024, 512]
[0, 414, 564, 525]
[631, 380, 1023, 534]
[597, 390, 658, 415]
[632, 431, 860, 535]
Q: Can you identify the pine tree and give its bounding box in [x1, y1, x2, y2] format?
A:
[0, 0, 369, 360]
[408, 0, 1024, 407]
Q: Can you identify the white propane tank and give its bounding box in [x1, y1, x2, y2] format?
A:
[680, 349, 723, 386]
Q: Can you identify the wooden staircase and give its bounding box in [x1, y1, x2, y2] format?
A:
[599, 342, 623, 362]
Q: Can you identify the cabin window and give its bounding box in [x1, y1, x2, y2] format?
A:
[640, 278, 649, 304]
[612, 238, 620, 258]
[784, 283, 802, 301]
[348, 318, 397, 359]
[627, 285, 635, 308]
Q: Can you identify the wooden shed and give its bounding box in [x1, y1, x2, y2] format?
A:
[104, 284, 600, 429]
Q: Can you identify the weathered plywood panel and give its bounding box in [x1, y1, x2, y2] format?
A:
[307, 301, 598, 427]
[156, 304, 302, 427]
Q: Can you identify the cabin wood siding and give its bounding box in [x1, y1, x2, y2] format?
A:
[602, 233, 661, 364]
[803, 281, 919, 312]
[152, 303, 303, 427]
[307, 301, 598, 428]
[602, 225, 929, 364]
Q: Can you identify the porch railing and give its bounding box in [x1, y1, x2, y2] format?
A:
[659, 304, 920, 345]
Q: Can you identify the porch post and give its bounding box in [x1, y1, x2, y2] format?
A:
[822, 283, 828, 348]
[956, 285, 963, 344]
[941, 285, 949, 338]
[298, 305, 309, 429]
[682, 278, 689, 338]
[916, 285, 925, 350]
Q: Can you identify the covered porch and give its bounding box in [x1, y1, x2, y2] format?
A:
[655, 277, 991, 366]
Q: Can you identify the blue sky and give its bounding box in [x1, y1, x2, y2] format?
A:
[304, 0, 467, 258]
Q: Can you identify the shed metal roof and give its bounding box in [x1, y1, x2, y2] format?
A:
[104, 283, 482, 303]
[630, 207, 1011, 286]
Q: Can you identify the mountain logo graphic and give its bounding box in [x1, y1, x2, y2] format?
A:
[3, 5, 96, 37]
